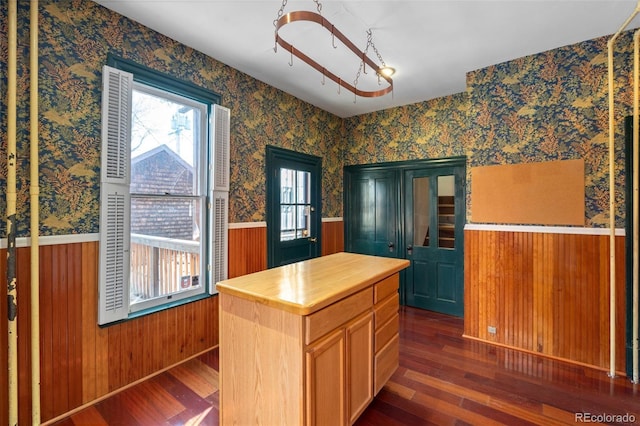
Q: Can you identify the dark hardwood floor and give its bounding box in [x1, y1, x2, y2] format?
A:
[52, 307, 639, 426]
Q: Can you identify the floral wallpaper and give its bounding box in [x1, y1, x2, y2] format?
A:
[0, 0, 344, 237]
[0, 1, 636, 236]
[344, 92, 468, 165]
[466, 34, 632, 227]
[345, 33, 634, 227]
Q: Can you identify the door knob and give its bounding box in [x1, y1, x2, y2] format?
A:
[407, 245, 413, 255]
[308, 237, 317, 243]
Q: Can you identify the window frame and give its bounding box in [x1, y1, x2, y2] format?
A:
[279, 168, 312, 241]
[128, 82, 208, 313]
[99, 55, 225, 325]
[107, 55, 221, 109]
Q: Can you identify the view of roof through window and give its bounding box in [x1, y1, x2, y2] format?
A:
[132, 88, 197, 167]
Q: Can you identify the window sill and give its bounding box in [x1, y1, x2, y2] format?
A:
[99, 292, 217, 328]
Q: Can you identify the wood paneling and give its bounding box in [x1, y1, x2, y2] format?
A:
[1, 242, 219, 424]
[2, 221, 344, 423]
[464, 229, 626, 372]
[322, 220, 344, 256]
[228, 226, 267, 279]
[227, 220, 344, 279]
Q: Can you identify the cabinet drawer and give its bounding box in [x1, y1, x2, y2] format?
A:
[305, 287, 373, 345]
[374, 333, 399, 395]
[375, 313, 398, 353]
[373, 274, 399, 304]
[374, 293, 399, 330]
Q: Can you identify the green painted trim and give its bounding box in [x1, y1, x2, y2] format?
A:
[625, 116, 637, 378]
[107, 54, 221, 106]
[344, 156, 466, 173]
[99, 293, 215, 328]
[266, 146, 322, 268]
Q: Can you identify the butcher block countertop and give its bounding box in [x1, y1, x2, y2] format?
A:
[216, 252, 409, 315]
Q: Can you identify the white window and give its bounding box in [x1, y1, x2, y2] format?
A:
[279, 168, 311, 241]
[98, 63, 229, 325]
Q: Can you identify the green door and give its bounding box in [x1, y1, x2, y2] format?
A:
[344, 169, 399, 258]
[404, 166, 465, 316]
[266, 146, 322, 267]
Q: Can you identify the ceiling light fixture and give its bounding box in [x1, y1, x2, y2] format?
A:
[379, 66, 396, 78]
[273, 0, 394, 101]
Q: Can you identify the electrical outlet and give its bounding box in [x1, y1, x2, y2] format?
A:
[488, 325, 497, 334]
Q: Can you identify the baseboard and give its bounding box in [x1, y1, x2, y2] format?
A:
[462, 334, 627, 378]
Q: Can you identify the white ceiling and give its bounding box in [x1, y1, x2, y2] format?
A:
[94, 0, 640, 118]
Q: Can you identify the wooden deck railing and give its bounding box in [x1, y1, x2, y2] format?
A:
[130, 233, 200, 302]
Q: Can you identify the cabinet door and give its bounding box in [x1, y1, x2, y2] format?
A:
[305, 328, 346, 426]
[346, 312, 374, 424]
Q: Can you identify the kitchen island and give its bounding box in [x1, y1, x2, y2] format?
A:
[216, 252, 410, 426]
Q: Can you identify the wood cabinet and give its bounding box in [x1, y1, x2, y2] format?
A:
[346, 312, 374, 424]
[306, 328, 346, 425]
[306, 310, 374, 425]
[217, 252, 409, 426]
[373, 274, 400, 394]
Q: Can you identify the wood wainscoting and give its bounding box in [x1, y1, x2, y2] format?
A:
[1, 219, 343, 424]
[228, 224, 268, 278]
[321, 219, 345, 256]
[0, 241, 219, 424]
[464, 228, 626, 373]
[228, 218, 344, 278]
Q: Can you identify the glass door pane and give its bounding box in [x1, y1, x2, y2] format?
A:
[280, 168, 311, 241]
[413, 177, 431, 246]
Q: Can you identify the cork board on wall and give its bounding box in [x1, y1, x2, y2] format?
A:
[471, 159, 585, 225]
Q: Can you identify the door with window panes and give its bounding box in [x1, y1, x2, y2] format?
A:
[404, 166, 464, 316]
[266, 146, 321, 268]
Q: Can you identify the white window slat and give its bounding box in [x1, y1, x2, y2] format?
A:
[211, 104, 230, 191]
[99, 65, 132, 325]
[101, 65, 132, 184]
[98, 185, 130, 324]
[209, 190, 229, 294]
